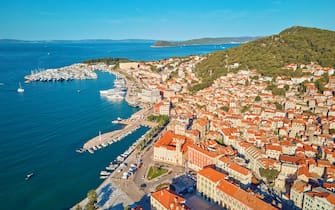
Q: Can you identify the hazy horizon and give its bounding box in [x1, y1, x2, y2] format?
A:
[1, 0, 334, 40]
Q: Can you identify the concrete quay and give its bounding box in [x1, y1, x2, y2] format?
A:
[81, 107, 155, 153]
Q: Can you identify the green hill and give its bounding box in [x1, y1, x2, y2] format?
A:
[152, 36, 260, 47]
[191, 26, 335, 92]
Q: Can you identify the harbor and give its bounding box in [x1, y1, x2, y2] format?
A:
[24, 63, 98, 83]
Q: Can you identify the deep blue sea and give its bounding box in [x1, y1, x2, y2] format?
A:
[0, 41, 238, 210]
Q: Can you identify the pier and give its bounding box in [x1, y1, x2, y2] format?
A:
[81, 107, 156, 153]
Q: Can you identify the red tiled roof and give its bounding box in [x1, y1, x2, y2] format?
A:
[229, 163, 250, 176]
[198, 167, 227, 183]
[306, 191, 335, 205]
[217, 179, 278, 210]
[266, 144, 282, 152]
[151, 188, 190, 210]
[154, 130, 192, 153]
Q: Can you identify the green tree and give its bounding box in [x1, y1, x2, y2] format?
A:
[245, 80, 249, 86]
[86, 189, 97, 210]
[259, 168, 280, 183]
[86, 204, 96, 210]
[284, 84, 290, 91]
[255, 95, 261, 102]
[220, 106, 230, 112]
[272, 87, 286, 96]
[216, 137, 224, 145]
[241, 105, 249, 113]
[75, 205, 82, 210]
[274, 101, 283, 110]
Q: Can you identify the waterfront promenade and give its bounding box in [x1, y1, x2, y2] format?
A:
[73, 125, 184, 210]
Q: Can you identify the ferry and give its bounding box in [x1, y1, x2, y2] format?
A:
[25, 172, 34, 180]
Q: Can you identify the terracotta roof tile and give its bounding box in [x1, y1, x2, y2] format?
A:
[198, 167, 227, 183]
[151, 188, 190, 210]
[229, 163, 251, 176]
[217, 179, 278, 210]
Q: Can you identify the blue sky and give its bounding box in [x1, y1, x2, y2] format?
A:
[1, 0, 334, 40]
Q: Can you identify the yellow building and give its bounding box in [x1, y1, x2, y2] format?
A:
[197, 167, 279, 210]
[197, 167, 227, 203]
[153, 131, 192, 166]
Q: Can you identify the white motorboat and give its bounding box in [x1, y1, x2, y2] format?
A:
[17, 82, 24, 93]
[25, 172, 34, 180]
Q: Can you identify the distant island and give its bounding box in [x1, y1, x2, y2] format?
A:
[151, 36, 261, 47]
[0, 39, 155, 43]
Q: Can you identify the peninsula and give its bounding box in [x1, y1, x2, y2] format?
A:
[152, 36, 260, 47]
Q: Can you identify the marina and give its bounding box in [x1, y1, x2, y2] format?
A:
[24, 63, 98, 83]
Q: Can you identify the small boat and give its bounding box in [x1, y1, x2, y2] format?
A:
[17, 82, 24, 93]
[100, 171, 111, 176]
[76, 148, 85, 153]
[25, 172, 34, 180]
[100, 175, 109, 179]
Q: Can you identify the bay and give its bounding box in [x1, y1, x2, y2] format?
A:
[0, 41, 238, 210]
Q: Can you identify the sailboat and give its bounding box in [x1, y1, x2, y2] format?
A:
[17, 82, 24, 93]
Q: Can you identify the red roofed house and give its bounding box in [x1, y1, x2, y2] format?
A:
[266, 144, 283, 160]
[154, 131, 192, 166]
[197, 167, 278, 210]
[303, 187, 335, 210]
[227, 162, 252, 185]
[150, 188, 190, 210]
[154, 101, 171, 116]
[192, 118, 210, 139]
[216, 177, 279, 210]
[290, 180, 311, 209]
[188, 144, 217, 171]
[197, 167, 227, 202]
[187, 140, 233, 171]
